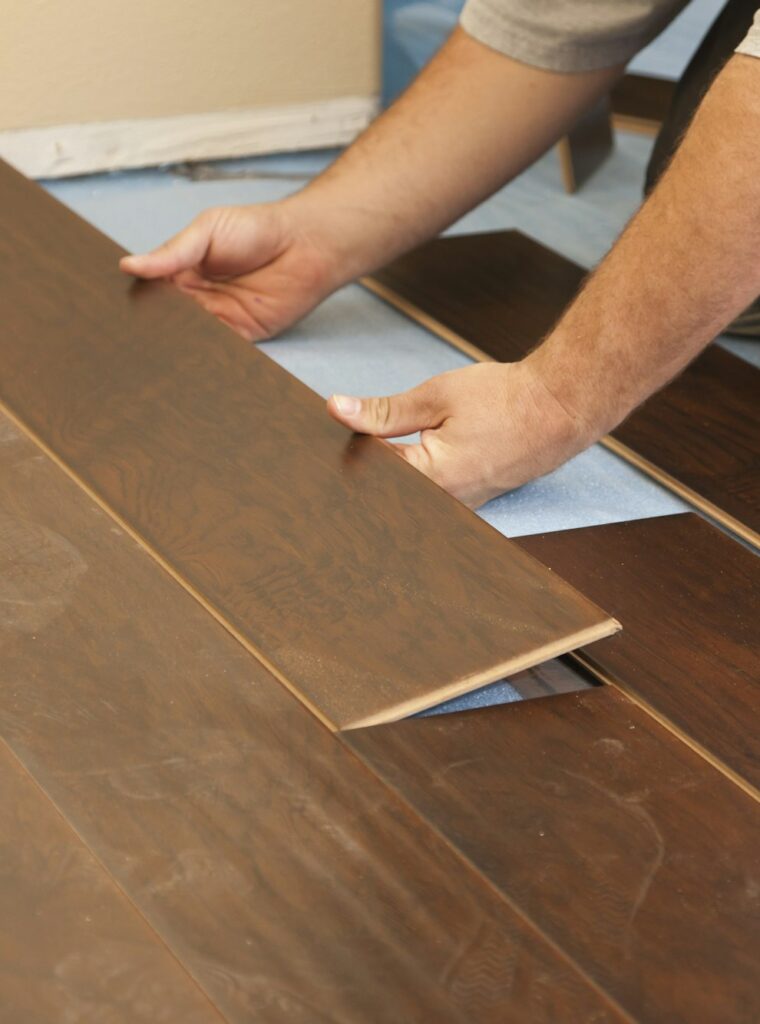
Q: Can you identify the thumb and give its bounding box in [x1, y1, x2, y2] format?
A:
[119, 210, 218, 279]
[327, 382, 441, 438]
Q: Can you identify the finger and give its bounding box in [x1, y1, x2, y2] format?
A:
[326, 382, 441, 438]
[119, 210, 218, 279]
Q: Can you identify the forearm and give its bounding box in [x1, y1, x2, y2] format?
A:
[290, 27, 621, 284]
[530, 54, 760, 443]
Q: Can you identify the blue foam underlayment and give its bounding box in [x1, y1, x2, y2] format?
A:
[43, 135, 757, 715]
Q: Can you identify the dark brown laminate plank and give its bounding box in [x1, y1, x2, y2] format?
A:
[0, 416, 626, 1024]
[0, 162, 615, 731]
[0, 741, 220, 1024]
[516, 513, 760, 794]
[610, 349, 760, 545]
[363, 229, 586, 365]
[346, 687, 760, 1024]
[363, 230, 760, 546]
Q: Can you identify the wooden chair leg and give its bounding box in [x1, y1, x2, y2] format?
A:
[556, 95, 614, 194]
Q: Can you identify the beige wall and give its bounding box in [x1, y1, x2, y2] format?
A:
[1, 0, 380, 131]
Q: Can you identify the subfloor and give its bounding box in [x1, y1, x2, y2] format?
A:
[42, 100, 758, 712]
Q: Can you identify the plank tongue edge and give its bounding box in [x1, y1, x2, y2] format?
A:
[343, 617, 621, 730]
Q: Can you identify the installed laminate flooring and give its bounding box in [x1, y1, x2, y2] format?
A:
[0, 741, 219, 1024]
[0, 161, 616, 731]
[0, 413, 624, 1024]
[363, 230, 760, 545]
[517, 513, 760, 794]
[347, 686, 760, 1024]
[610, 348, 760, 545]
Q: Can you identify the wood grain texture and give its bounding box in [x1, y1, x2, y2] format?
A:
[0, 161, 616, 731]
[364, 229, 585, 364]
[516, 513, 760, 794]
[0, 741, 219, 1024]
[347, 687, 760, 1024]
[0, 415, 625, 1024]
[610, 349, 760, 546]
[363, 229, 760, 545]
[610, 74, 675, 134]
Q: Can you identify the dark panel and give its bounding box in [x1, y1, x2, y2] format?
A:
[364, 229, 585, 362]
[0, 741, 219, 1024]
[518, 513, 760, 791]
[0, 416, 623, 1024]
[347, 687, 760, 1024]
[611, 348, 760, 542]
[0, 161, 615, 731]
[364, 230, 760, 543]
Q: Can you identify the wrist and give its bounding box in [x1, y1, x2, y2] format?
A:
[520, 349, 601, 455]
[281, 187, 378, 291]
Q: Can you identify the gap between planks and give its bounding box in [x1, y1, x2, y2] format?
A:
[360, 276, 760, 553]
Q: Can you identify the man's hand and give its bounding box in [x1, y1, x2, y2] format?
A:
[119, 29, 619, 342]
[120, 202, 338, 340]
[327, 361, 590, 508]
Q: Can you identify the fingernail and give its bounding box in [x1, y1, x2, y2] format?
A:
[332, 395, 361, 417]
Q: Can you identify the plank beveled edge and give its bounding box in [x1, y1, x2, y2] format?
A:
[344, 618, 619, 728]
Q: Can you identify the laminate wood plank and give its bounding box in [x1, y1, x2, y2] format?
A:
[610, 74, 675, 135]
[363, 229, 585, 364]
[0, 740, 220, 1024]
[0, 416, 626, 1024]
[363, 230, 760, 545]
[610, 349, 760, 545]
[516, 513, 760, 794]
[0, 161, 616, 731]
[347, 686, 760, 1024]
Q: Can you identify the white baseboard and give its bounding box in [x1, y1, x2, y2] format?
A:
[0, 95, 379, 179]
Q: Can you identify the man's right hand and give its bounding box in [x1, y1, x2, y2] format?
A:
[119, 201, 339, 340]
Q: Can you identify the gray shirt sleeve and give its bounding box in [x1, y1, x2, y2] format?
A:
[460, 0, 689, 72]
